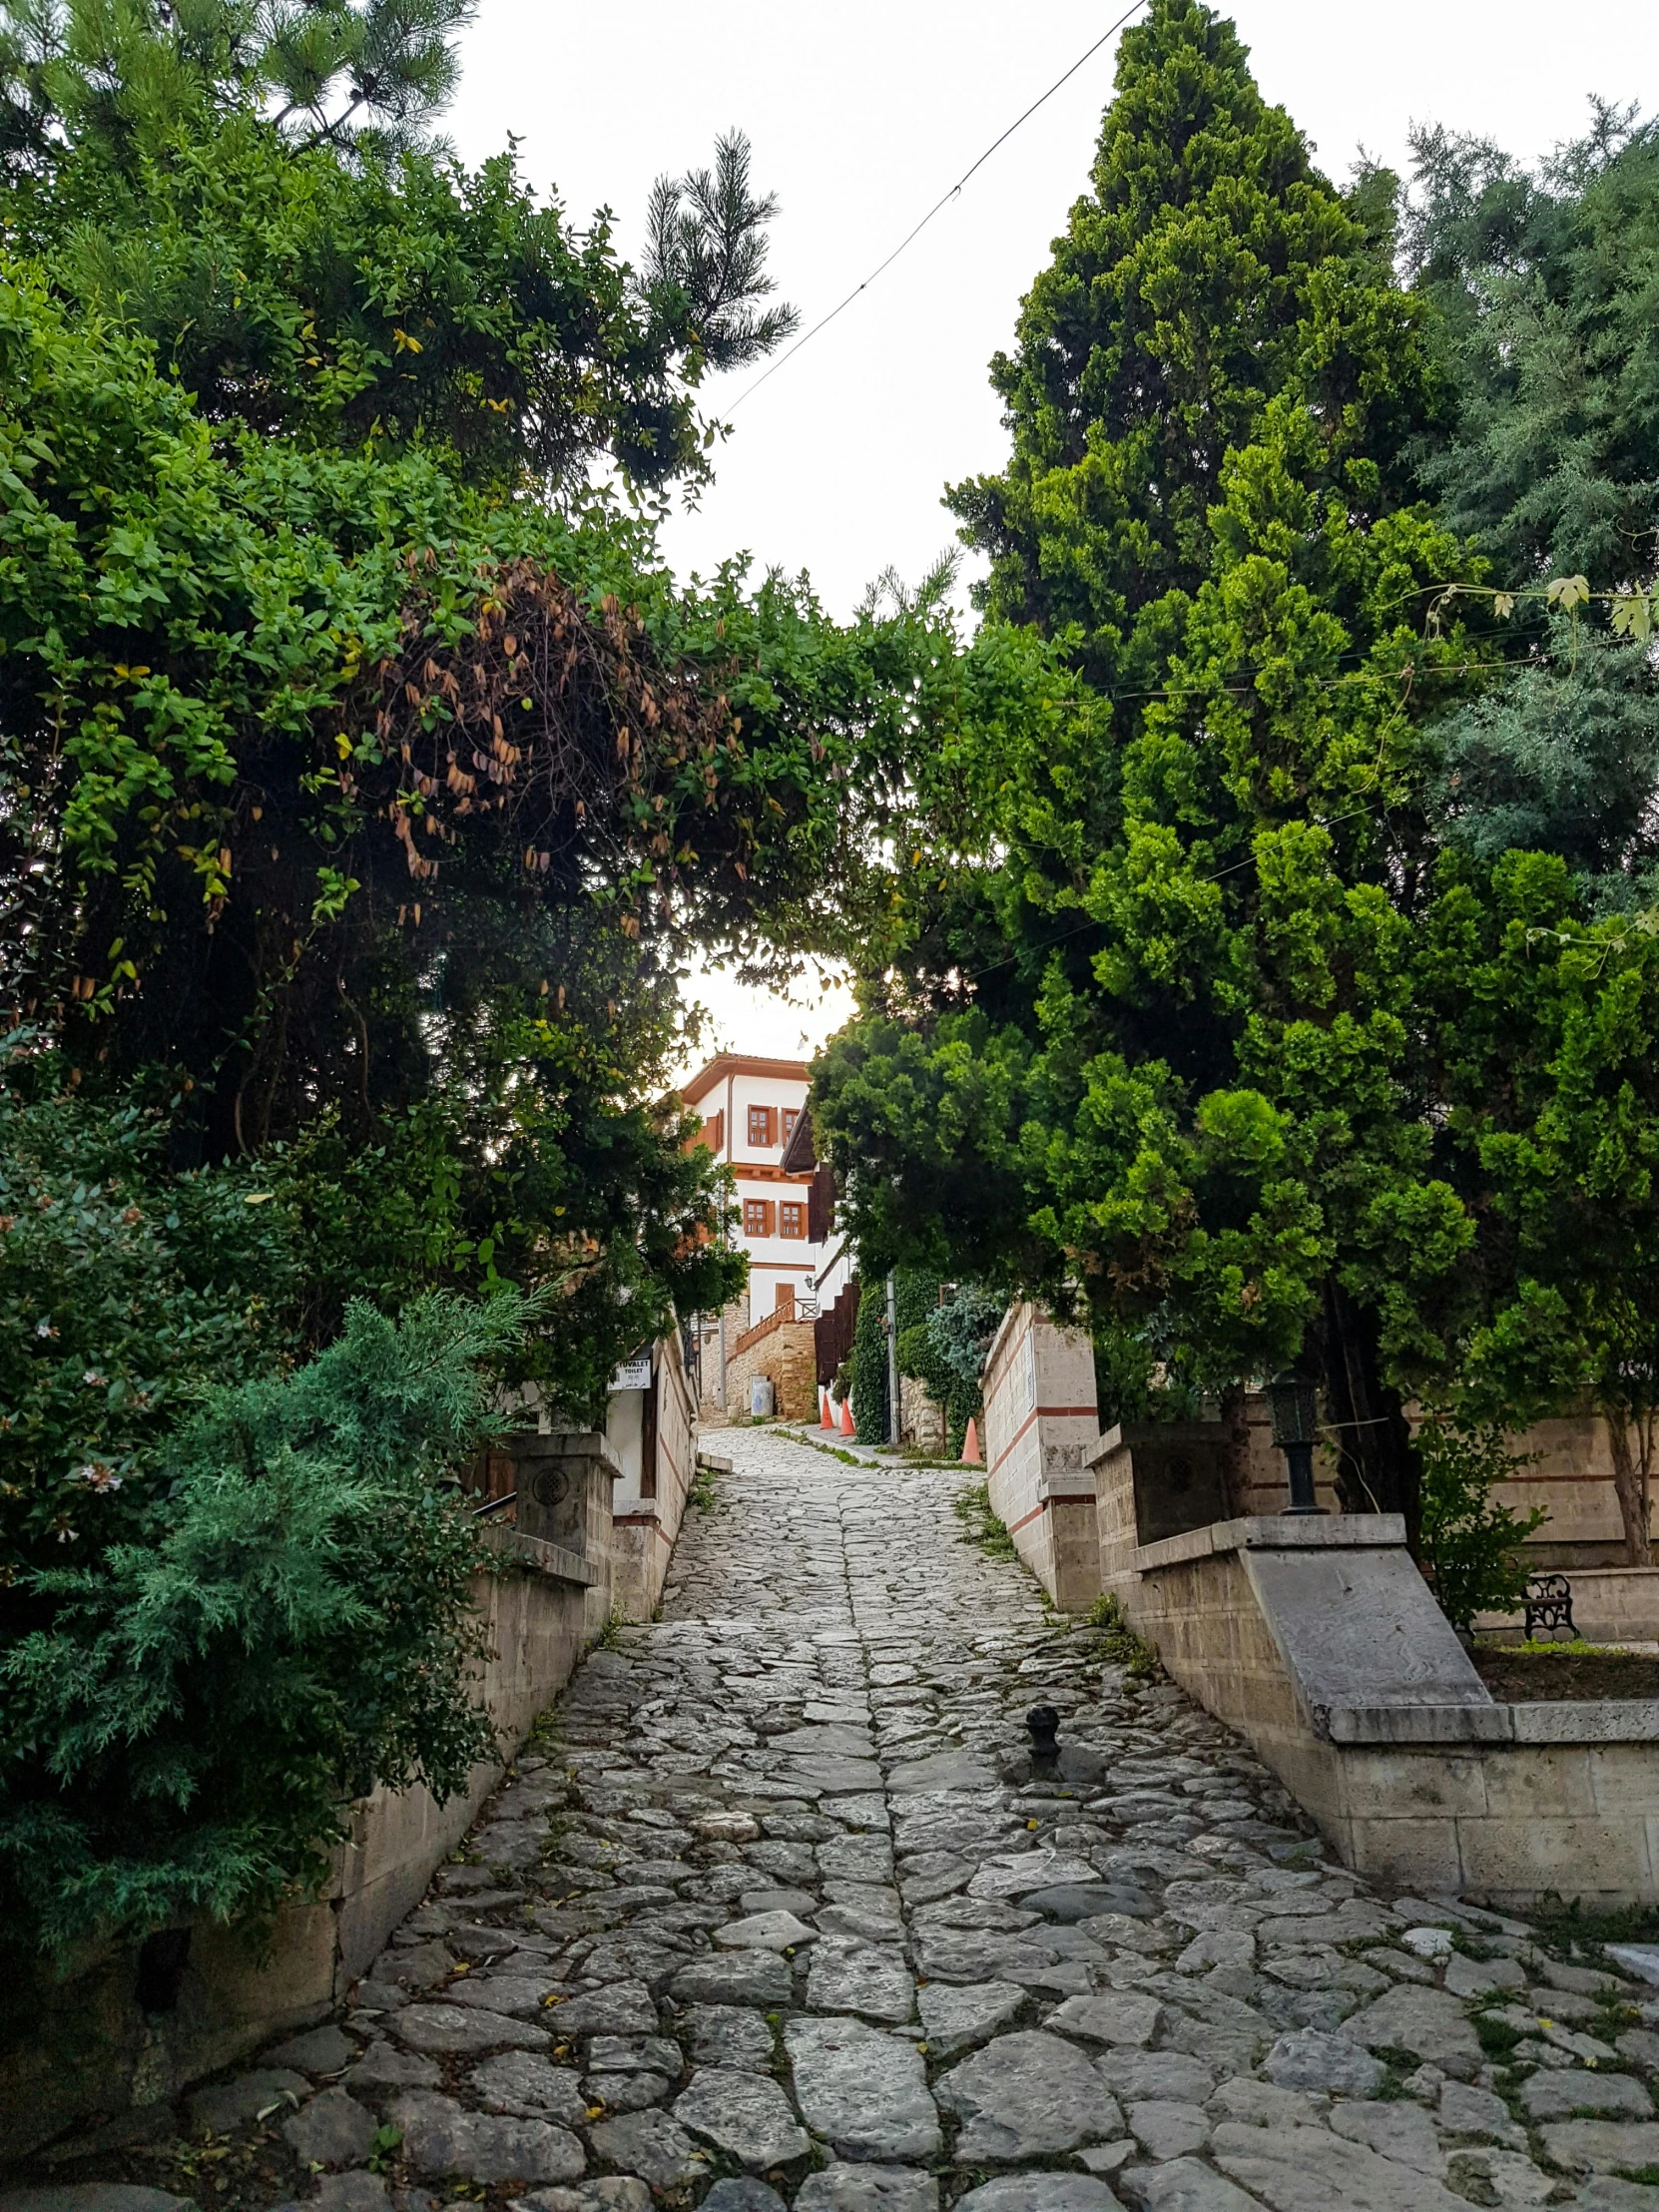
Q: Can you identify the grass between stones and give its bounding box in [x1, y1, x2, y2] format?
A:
[775, 1424, 874, 1468]
[1082, 1593, 1161, 1682]
[1473, 2009, 1526, 2058]
[1527, 1894, 1659, 1951]
[952, 1481, 1018, 1562]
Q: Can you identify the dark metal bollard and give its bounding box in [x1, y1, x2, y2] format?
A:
[1027, 1705, 1060, 1764]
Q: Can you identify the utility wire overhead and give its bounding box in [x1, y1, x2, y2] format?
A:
[728, 1, 1149, 413]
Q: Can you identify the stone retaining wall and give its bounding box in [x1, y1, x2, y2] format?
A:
[1095, 1457, 1659, 1907]
[723, 1303, 818, 1421]
[0, 1433, 621, 2167]
[898, 1374, 945, 1453]
[1491, 1409, 1638, 1565]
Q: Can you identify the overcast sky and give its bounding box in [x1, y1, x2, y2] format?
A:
[445, 2, 1657, 1073]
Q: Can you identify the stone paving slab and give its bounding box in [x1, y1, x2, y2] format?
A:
[21, 1425, 1659, 2212]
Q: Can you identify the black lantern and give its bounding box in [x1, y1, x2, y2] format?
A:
[1268, 1369, 1324, 1516]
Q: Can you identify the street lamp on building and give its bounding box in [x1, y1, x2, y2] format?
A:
[1268, 1369, 1324, 1516]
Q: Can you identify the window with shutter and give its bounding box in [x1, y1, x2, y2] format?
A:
[782, 1108, 799, 1147]
[743, 1198, 777, 1237]
[747, 1103, 777, 1147]
[780, 1201, 806, 1239]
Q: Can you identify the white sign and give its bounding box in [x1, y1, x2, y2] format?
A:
[611, 1356, 653, 1391]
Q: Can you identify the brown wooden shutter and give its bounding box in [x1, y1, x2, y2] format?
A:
[640, 1350, 658, 1499]
[809, 1164, 834, 1243]
[815, 1277, 860, 1386]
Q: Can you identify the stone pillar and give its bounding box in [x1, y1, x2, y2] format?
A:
[980, 1302, 1102, 1610]
[1090, 1426, 1139, 1613]
[611, 1341, 700, 1623]
[498, 1428, 620, 1637]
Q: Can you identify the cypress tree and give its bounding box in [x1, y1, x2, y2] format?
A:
[949, 0, 1435, 683]
[820, 0, 1483, 1527]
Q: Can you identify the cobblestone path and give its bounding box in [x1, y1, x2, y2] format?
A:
[50, 1427, 1659, 2212]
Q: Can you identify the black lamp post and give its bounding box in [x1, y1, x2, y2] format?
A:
[1269, 1369, 1324, 1516]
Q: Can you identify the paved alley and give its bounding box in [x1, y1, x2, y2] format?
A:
[52, 1427, 1659, 2212]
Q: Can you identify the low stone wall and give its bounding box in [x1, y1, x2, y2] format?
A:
[1, 1432, 620, 2166]
[1477, 1563, 1659, 1644]
[898, 1375, 945, 1454]
[1493, 1409, 1635, 1565]
[724, 1304, 818, 1420]
[980, 1302, 1102, 1610]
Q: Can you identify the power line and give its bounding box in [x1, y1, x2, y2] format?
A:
[728, 2, 1149, 413]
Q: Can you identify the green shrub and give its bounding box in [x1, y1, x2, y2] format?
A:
[897, 1281, 1003, 1453]
[0, 1293, 523, 1953]
[851, 1275, 892, 1445]
[854, 1268, 967, 1446]
[953, 1481, 1017, 1561]
[0, 1053, 300, 1576]
[1416, 1411, 1544, 1633]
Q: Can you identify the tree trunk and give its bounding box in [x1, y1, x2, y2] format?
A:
[1218, 1383, 1251, 1519]
[1318, 1276, 1419, 1549]
[1605, 1406, 1653, 1566]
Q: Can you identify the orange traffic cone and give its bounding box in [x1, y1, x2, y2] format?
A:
[821, 1389, 835, 1430]
[839, 1396, 856, 1436]
[960, 1417, 982, 1465]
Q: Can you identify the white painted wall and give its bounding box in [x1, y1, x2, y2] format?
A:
[682, 1057, 829, 1327]
[604, 1384, 646, 1508]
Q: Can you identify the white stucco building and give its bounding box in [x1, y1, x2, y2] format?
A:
[681, 1052, 828, 1324]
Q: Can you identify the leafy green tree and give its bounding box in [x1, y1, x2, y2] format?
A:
[0, 1037, 299, 1572]
[0, 0, 477, 178]
[1422, 850, 1659, 1560]
[948, 0, 1440, 678]
[12, 108, 795, 495]
[1407, 105, 1659, 595]
[1432, 622, 1659, 887]
[1406, 110, 1659, 898]
[819, 0, 1482, 1524]
[0, 0, 945, 1964]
